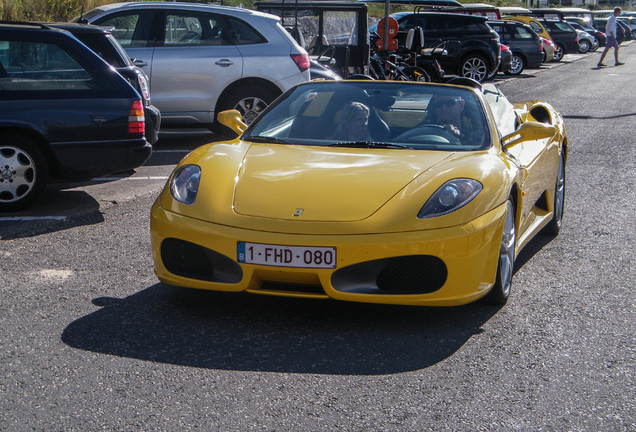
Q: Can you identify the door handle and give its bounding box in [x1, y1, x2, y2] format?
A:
[215, 59, 234, 67]
[132, 58, 148, 68]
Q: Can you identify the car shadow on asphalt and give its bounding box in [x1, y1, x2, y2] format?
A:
[61, 231, 558, 375]
[0, 188, 104, 240]
[62, 283, 503, 375]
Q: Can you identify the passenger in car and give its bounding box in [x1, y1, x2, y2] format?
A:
[332, 101, 373, 141]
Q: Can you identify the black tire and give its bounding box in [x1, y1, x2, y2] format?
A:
[460, 54, 489, 83]
[552, 43, 565, 62]
[0, 133, 49, 211]
[505, 54, 525, 75]
[543, 152, 565, 236]
[578, 39, 590, 54]
[402, 66, 430, 82]
[483, 199, 516, 305]
[215, 85, 277, 137]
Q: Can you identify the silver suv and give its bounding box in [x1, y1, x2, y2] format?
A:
[78, 2, 310, 130]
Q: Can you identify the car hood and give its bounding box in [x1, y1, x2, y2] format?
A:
[233, 144, 452, 222]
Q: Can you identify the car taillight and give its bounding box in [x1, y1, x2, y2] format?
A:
[501, 44, 510, 52]
[539, 40, 543, 52]
[291, 53, 310, 72]
[137, 73, 150, 102]
[600, 32, 606, 37]
[128, 100, 145, 135]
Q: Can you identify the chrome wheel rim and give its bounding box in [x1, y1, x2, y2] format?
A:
[498, 201, 516, 299]
[510, 56, 523, 74]
[579, 41, 590, 53]
[0, 146, 36, 203]
[234, 96, 269, 125]
[461, 57, 487, 82]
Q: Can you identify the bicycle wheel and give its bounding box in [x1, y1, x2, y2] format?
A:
[401, 66, 430, 82]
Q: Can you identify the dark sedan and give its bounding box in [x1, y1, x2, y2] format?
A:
[0, 22, 152, 210]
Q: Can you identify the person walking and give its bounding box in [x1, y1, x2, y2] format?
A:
[598, 7, 624, 67]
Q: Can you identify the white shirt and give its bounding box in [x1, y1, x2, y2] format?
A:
[606, 14, 618, 37]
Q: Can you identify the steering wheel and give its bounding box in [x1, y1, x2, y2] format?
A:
[395, 124, 461, 146]
[316, 46, 336, 66]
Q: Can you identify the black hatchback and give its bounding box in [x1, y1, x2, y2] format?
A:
[487, 20, 543, 75]
[0, 22, 152, 210]
[537, 19, 580, 58]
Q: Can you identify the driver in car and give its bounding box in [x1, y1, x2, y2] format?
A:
[425, 94, 482, 146]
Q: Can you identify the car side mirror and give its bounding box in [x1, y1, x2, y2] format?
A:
[217, 109, 247, 137]
[501, 121, 557, 149]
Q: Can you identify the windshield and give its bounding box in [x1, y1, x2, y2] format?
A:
[244, 81, 491, 152]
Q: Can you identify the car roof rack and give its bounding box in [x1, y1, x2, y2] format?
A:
[0, 20, 51, 29]
[358, 0, 463, 7]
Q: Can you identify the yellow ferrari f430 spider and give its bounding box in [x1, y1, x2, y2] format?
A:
[151, 79, 567, 306]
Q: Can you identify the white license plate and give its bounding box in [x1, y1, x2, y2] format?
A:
[237, 242, 336, 269]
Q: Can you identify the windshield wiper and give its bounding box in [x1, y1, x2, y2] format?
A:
[329, 141, 410, 149]
[243, 136, 290, 144]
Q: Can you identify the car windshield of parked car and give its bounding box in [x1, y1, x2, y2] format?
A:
[244, 82, 491, 151]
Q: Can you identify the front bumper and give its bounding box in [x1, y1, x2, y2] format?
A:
[150, 201, 507, 306]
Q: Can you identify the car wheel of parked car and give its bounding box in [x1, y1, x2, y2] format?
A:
[505, 54, 525, 75]
[578, 39, 590, 53]
[0, 133, 49, 211]
[590, 39, 599, 52]
[553, 44, 565, 62]
[460, 55, 488, 83]
[215, 86, 278, 136]
[543, 152, 565, 236]
[223, 86, 276, 126]
[483, 199, 516, 304]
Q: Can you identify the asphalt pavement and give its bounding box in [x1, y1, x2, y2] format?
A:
[0, 43, 634, 431]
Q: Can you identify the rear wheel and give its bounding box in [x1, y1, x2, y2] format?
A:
[215, 86, 277, 136]
[578, 39, 591, 53]
[505, 54, 526, 75]
[0, 133, 49, 211]
[483, 199, 516, 305]
[552, 43, 565, 62]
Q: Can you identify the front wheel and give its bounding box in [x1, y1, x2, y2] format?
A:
[483, 199, 516, 305]
[460, 55, 488, 83]
[0, 133, 49, 211]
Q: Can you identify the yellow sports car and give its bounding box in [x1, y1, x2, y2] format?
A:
[150, 79, 567, 306]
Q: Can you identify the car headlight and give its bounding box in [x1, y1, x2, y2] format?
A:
[418, 179, 482, 219]
[170, 165, 200, 205]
